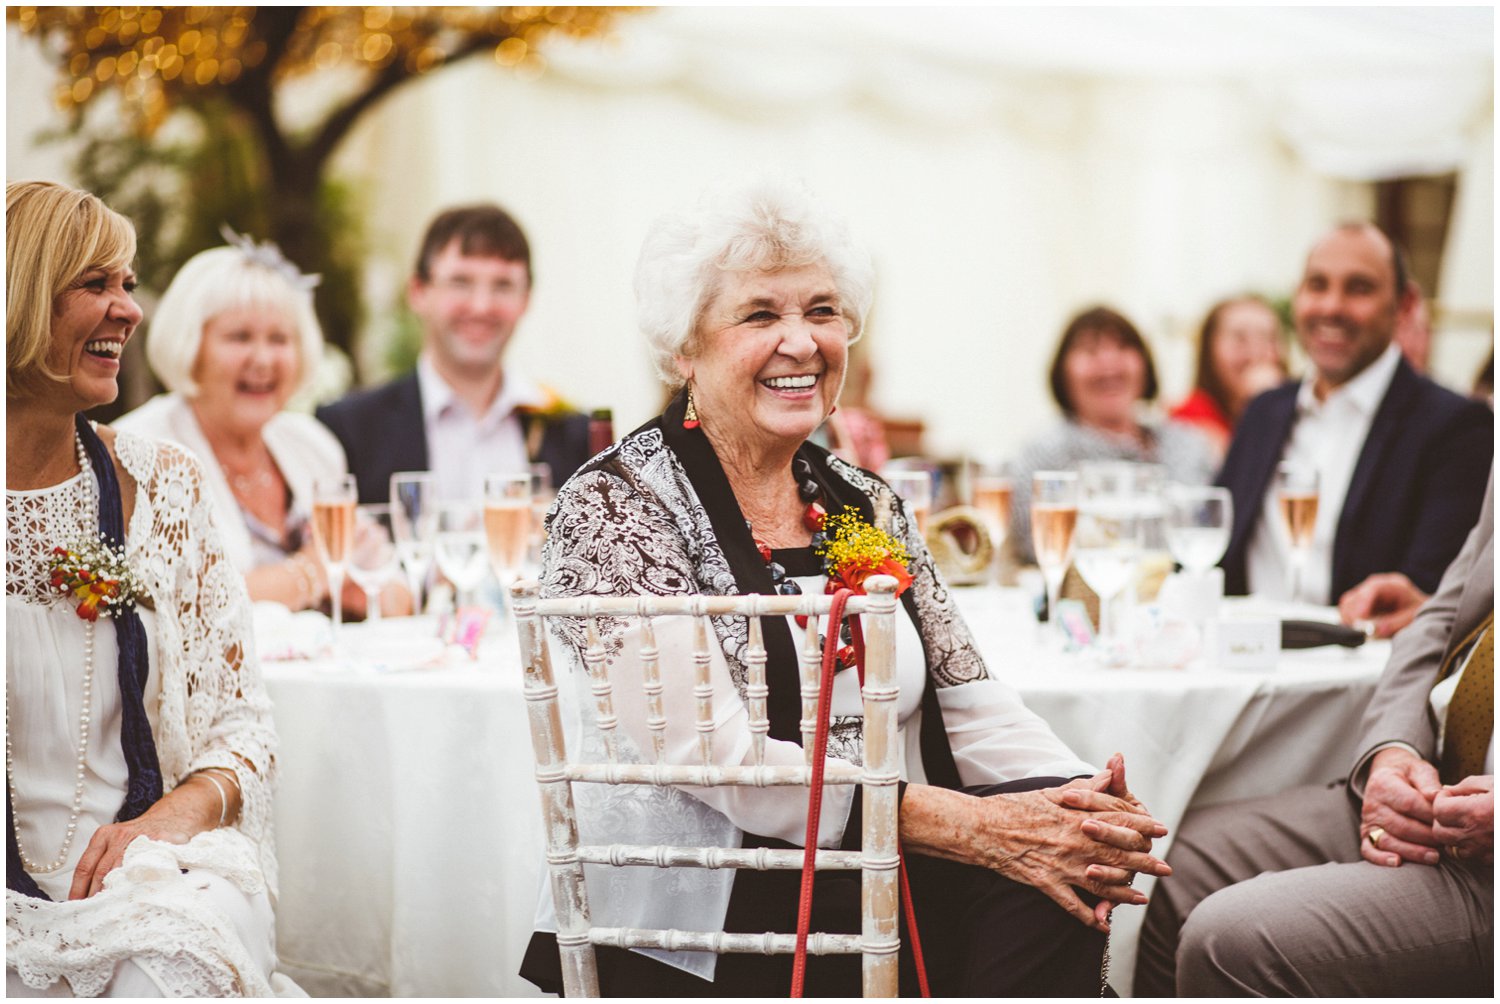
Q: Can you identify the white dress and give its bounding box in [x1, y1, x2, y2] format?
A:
[5, 429, 294, 997]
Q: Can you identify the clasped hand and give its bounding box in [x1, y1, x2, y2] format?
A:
[1041, 752, 1172, 930]
[1360, 747, 1493, 867]
[901, 753, 1170, 933]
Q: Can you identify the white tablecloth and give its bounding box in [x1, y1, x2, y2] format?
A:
[259, 589, 1388, 997]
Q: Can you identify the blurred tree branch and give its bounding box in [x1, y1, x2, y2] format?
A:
[11, 6, 639, 378]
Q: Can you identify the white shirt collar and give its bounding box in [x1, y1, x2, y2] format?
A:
[416, 353, 547, 428]
[1296, 341, 1402, 417]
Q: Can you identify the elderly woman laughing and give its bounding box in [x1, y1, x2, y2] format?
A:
[520, 179, 1169, 997]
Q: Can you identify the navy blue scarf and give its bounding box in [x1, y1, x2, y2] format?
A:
[7, 416, 163, 899]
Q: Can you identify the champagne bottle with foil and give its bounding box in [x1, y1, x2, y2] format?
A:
[588, 408, 615, 457]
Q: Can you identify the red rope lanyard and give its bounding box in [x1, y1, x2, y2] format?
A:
[791, 590, 931, 997]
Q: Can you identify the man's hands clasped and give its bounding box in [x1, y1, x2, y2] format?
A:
[1360, 747, 1493, 867]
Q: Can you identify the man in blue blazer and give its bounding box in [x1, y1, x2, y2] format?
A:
[1218, 222, 1492, 605]
[317, 204, 591, 504]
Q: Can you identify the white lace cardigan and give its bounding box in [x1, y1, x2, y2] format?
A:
[536, 424, 1091, 980]
[7, 429, 280, 993]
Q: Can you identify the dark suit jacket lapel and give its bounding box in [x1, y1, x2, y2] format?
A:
[395, 373, 430, 473]
[1333, 359, 1416, 589]
[1229, 385, 1298, 561]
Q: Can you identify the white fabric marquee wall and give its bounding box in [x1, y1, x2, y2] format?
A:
[8, 7, 1493, 460]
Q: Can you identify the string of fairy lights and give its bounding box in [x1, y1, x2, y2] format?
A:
[10, 6, 633, 131]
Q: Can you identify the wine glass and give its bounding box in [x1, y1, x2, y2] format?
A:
[1031, 471, 1079, 630]
[484, 473, 533, 593]
[311, 474, 358, 642]
[972, 466, 1014, 585]
[528, 462, 555, 571]
[390, 472, 437, 616]
[1276, 463, 1320, 604]
[434, 502, 489, 612]
[1165, 485, 1233, 578]
[882, 469, 933, 536]
[1074, 497, 1141, 666]
[346, 504, 401, 622]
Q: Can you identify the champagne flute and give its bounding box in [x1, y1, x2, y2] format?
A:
[347, 504, 402, 622]
[390, 472, 437, 616]
[312, 474, 358, 643]
[1276, 463, 1320, 604]
[484, 473, 533, 594]
[972, 467, 1014, 585]
[434, 502, 489, 611]
[882, 469, 934, 536]
[1031, 471, 1079, 629]
[1074, 498, 1141, 666]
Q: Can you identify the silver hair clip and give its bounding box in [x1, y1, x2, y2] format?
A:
[218, 224, 321, 293]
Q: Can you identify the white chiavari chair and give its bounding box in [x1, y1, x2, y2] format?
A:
[511, 575, 902, 997]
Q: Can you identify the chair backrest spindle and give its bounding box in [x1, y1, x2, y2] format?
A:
[744, 601, 771, 767]
[798, 613, 822, 765]
[638, 613, 667, 764]
[691, 609, 715, 767]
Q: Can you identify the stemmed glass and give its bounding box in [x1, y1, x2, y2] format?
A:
[434, 502, 489, 611]
[1276, 463, 1320, 604]
[390, 472, 437, 617]
[882, 470, 934, 536]
[1165, 485, 1233, 580]
[1074, 495, 1142, 667]
[972, 465, 1014, 584]
[528, 462, 555, 573]
[1031, 471, 1079, 630]
[311, 474, 358, 643]
[346, 504, 402, 622]
[484, 473, 533, 598]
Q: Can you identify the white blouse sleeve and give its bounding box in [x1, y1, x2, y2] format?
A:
[891, 484, 1097, 783]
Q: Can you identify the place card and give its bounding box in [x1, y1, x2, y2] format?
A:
[1216, 616, 1280, 671]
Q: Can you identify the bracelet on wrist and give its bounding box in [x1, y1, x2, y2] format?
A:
[193, 771, 229, 827]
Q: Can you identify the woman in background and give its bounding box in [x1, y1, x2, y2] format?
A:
[1169, 295, 1287, 457]
[1011, 306, 1217, 562]
[117, 233, 342, 612]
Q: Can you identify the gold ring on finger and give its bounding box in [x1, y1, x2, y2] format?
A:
[1367, 826, 1386, 848]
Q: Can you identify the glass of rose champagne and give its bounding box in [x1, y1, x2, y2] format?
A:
[484, 473, 533, 597]
[1031, 471, 1079, 631]
[1276, 463, 1320, 605]
[972, 468, 1014, 584]
[312, 474, 358, 642]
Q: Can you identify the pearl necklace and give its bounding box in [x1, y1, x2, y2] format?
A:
[5, 430, 97, 874]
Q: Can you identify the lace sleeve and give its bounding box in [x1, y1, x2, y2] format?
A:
[117, 434, 279, 889]
[542, 459, 855, 847]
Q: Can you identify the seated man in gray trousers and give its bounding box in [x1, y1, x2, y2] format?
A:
[1136, 474, 1493, 996]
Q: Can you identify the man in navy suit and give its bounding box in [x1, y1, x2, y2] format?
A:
[317, 204, 591, 504]
[1217, 222, 1491, 605]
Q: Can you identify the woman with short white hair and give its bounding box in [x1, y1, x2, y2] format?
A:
[117, 232, 344, 612]
[521, 178, 1170, 996]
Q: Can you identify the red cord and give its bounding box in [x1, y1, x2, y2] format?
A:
[791, 595, 930, 997]
[791, 588, 850, 997]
